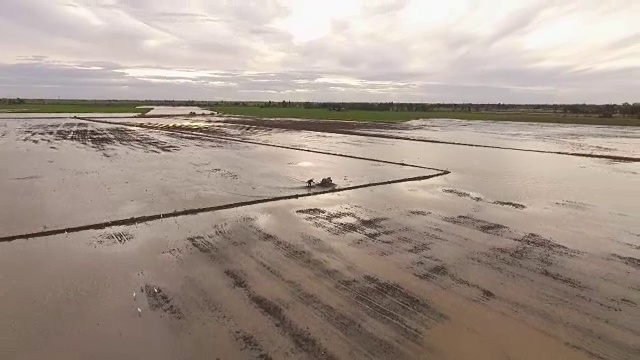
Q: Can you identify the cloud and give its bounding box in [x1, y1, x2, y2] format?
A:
[0, 0, 637, 103]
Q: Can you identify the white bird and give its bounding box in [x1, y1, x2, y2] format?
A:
[137, 307, 142, 316]
[133, 292, 136, 301]
[154, 287, 158, 293]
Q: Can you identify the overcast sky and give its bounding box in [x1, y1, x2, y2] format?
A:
[0, 0, 637, 103]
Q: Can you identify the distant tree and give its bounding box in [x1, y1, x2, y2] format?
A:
[598, 104, 615, 118]
[620, 102, 640, 118]
[620, 102, 635, 115]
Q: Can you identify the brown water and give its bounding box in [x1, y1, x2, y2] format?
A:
[366, 118, 640, 158]
[1, 115, 638, 360]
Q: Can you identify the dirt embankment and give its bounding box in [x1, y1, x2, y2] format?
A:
[222, 117, 396, 133]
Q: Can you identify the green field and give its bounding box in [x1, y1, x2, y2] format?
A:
[214, 106, 640, 126]
[0, 104, 149, 114]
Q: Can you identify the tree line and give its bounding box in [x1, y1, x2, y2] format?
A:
[2, 98, 639, 117]
[216, 101, 640, 118]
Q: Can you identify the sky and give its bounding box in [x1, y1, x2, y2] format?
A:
[0, 0, 638, 103]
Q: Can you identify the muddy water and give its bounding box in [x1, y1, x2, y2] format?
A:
[0, 118, 431, 237]
[1, 115, 638, 360]
[219, 124, 638, 208]
[226, 125, 639, 248]
[211, 115, 640, 160]
[361, 119, 640, 158]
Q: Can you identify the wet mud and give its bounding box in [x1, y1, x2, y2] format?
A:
[18, 122, 180, 155]
[80, 116, 446, 172]
[11, 175, 43, 181]
[556, 200, 592, 210]
[175, 203, 637, 359]
[97, 231, 134, 246]
[169, 214, 449, 359]
[143, 284, 184, 319]
[612, 254, 640, 270]
[443, 215, 511, 236]
[223, 269, 338, 360]
[233, 330, 273, 360]
[442, 188, 527, 209]
[253, 261, 409, 359]
[442, 188, 483, 201]
[296, 205, 394, 241]
[493, 201, 527, 209]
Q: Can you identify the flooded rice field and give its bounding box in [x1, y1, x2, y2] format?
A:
[369, 118, 640, 158]
[1, 115, 638, 360]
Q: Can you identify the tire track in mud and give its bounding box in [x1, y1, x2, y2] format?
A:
[174, 276, 279, 360]
[175, 217, 444, 359]
[295, 206, 500, 304]
[250, 227, 448, 338]
[437, 214, 640, 360]
[183, 228, 343, 359]
[154, 220, 338, 359]
[414, 264, 496, 301]
[289, 201, 639, 358]
[215, 209, 638, 360]
[244, 224, 449, 354]
[441, 215, 587, 289]
[250, 259, 412, 359]
[171, 223, 340, 359]
[223, 269, 339, 360]
[611, 254, 640, 270]
[143, 284, 184, 319]
[291, 204, 640, 360]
